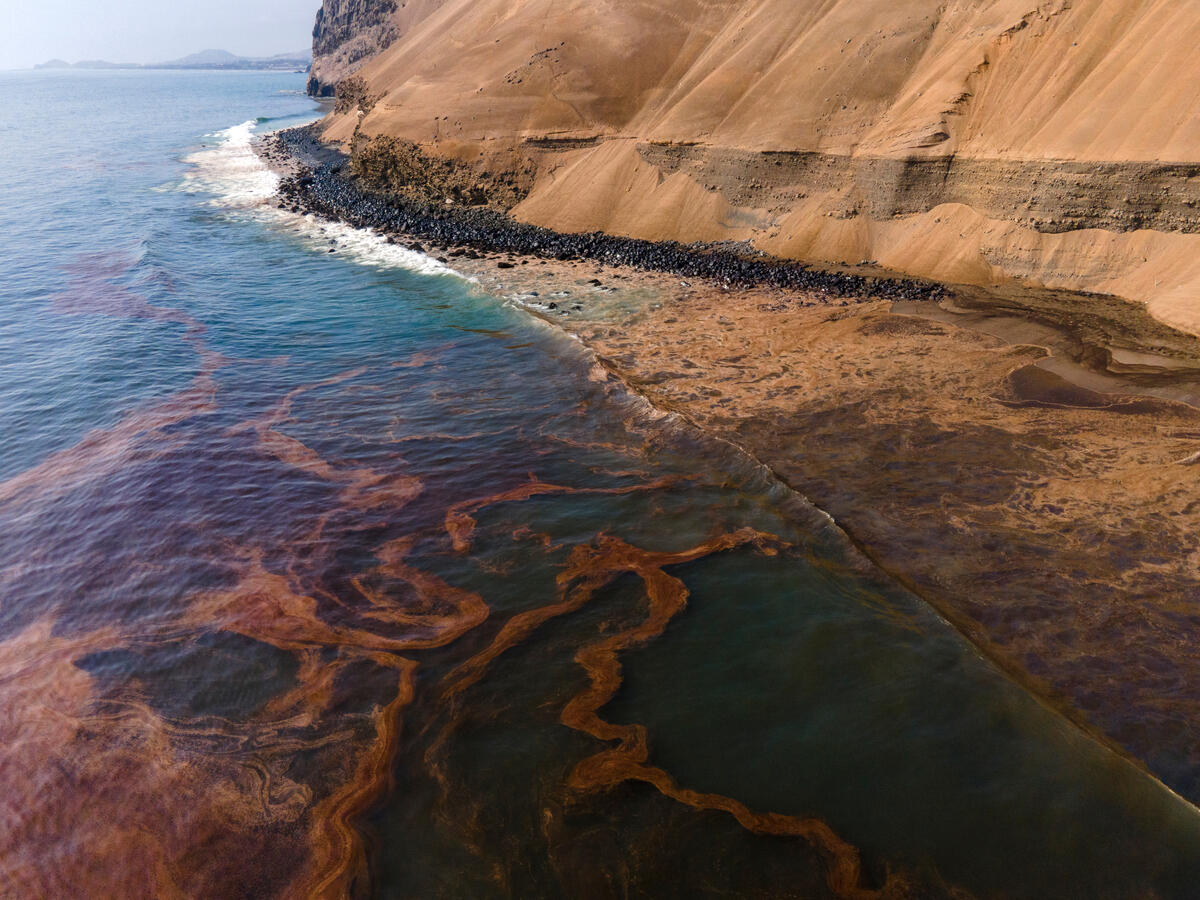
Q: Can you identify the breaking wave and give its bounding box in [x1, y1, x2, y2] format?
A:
[182, 119, 458, 278]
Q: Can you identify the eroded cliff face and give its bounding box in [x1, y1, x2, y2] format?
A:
[314, 0, 1200, 333]
[307, 0, 447, 97]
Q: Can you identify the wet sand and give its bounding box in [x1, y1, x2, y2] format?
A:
[258, 133, 1200, 808]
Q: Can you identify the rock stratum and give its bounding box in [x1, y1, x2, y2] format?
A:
[309, 0, 1200, 335]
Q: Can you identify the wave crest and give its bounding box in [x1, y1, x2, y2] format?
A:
[183, 119, 458, 278]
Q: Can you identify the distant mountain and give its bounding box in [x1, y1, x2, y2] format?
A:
[155, 48, 312, 68]
[33, 49, 311, 72]
[160, 49, 243, 67]
[34, 58, 132, 70]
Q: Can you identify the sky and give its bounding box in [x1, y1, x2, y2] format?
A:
[1, 0, 321, 69]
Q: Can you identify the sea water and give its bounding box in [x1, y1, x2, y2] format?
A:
[1, 68, 1198, 898]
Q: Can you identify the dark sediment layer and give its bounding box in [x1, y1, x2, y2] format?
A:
[636, 142, 1200, 235]
[269, 126, 948, 304]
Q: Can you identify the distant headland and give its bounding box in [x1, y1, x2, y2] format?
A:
[34, 49, 311, 72]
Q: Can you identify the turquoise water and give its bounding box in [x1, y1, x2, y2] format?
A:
[1, 69, 1199, 898]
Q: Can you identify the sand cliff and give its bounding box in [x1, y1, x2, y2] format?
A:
[309, 0, 1200, 335]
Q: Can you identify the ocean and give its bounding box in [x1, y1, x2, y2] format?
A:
[1, 68, 1198, 898]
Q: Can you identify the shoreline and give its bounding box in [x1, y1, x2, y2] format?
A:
[257, 124, 1200, 807]
[262, 127, 1200, 392]
[263, 126, 949, 303]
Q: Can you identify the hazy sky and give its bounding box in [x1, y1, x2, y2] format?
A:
[1, 0, 320, 69]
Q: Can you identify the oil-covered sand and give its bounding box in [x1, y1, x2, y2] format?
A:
[455, 249, 1200, 800]
[484, 257, 1200, 803]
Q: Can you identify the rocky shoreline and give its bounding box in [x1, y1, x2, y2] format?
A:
[266, 126, 947, 304]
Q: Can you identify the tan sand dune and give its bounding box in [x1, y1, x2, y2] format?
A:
[309, 0, 1200, 334]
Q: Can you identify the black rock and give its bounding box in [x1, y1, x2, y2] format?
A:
[269, 123, 948, 307]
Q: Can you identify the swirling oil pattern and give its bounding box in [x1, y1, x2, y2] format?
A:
[2, 69, 1200, 900]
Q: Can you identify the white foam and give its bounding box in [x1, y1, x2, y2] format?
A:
[182, 120, 279, 209]
[182, 119, 459, 279]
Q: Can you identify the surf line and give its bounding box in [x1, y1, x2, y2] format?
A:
[185, 118, 460, 278]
